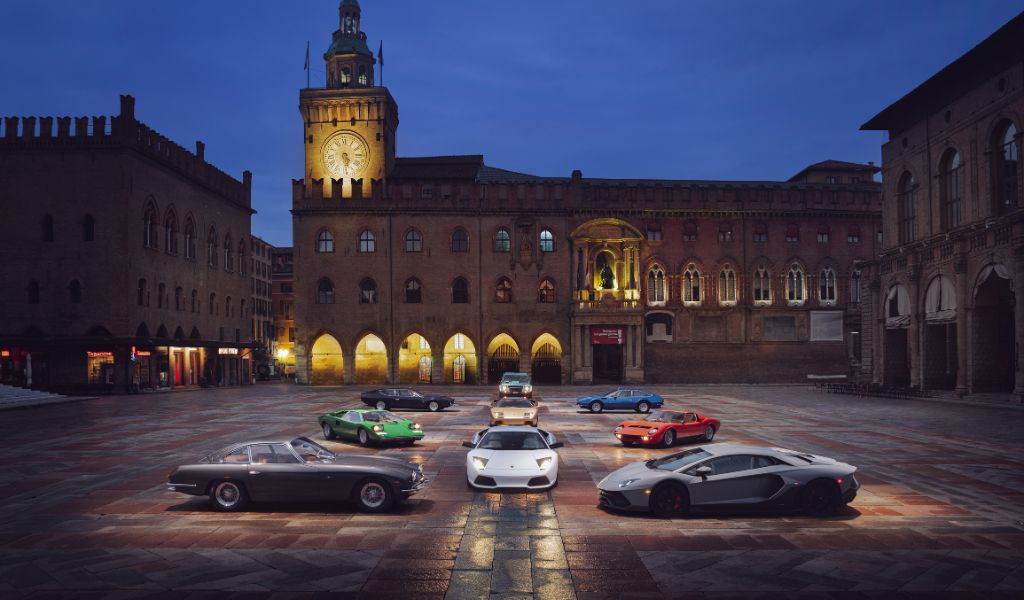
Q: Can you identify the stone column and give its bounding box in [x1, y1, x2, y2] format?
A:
[432, 350, 444, 384]
[907, 275, 922, 389]
[955, 266, 969, 396]
[1015, 255, 1024, 402]
[343, 353, 355, 385]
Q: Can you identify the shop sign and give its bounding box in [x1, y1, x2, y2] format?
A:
[87, 351, 113, 358]
[136, 350, 152, 357]
[591, 327, 624, 345]
[218, 347, 239, 355]
[1, 349, 9, 358]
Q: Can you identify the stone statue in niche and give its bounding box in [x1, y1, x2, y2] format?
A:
[596, 252, 615, 290]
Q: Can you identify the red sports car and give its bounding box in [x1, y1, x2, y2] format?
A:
[613, 409, 720, 447]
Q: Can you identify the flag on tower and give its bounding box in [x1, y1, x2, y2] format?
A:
[304, 41, 309, 71]
[378, 41, 383, 66]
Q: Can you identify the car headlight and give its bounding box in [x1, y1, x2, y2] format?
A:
[647, 428, 659, 435]
[536, 457, 552, 470]
[524, 385, 533, 392]
[524, 411, 534, 418]
[410, 422, 421, 430]
[618, 478, 640, 488]
[500, 385, 508, 392]
[472, 456, 488, 470]
[614, 425, 624, 432]
[494, 412, 503, 418]
[373, 424, 383, 433]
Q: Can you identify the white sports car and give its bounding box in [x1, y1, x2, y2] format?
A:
[462, 426, 562, 490]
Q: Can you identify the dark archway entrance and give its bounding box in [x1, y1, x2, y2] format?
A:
[923, 323, 957, 390]
[489, 343, 519, 384]
[884, 328, 910, 387]
[532, 343, 561, 384]
[973, 272, 1014, 392]
[593, 345, 623, 383]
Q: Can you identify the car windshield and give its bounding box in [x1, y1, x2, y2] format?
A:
[645, 411, 674, 423]
[290, 438, 336, 462]
[495, 399, 534, 408]
[363, 411, 404, 423]
[406, 390, 423, 397]
[647, 448, 712, 471]
[501, 373, 529, 383]
[478, 431, 547, 450]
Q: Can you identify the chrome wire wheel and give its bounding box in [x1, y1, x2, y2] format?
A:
[212, 481, 246, 511]
[360, 482, 387, 509]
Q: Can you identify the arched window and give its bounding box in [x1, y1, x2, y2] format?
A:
[753, 222, 768, 243]
[157, 283, 166, 309]
[682, 220, 698, 242]
[360, 278, 377, 304]
[240, 299, 246, 320]
[83, 214, 95, 242]
[405, 229, 423, 252]
[539, 229, 555, 252]
[452, 277, 469, 303]
[359, 229, 375, 253]
[184, 218, 196, 260]
[682, 264, 701, 305]
[995, 122, 1018, 213]
[191, 289, 198, 313]
[68, 280, 82, 304]
[719, 265, 737, 305]
[358, 64, 368, 86]
[816, 224, 830, 243]
[175, 287, 183, 311]
[238, 240, 246, 274]
[753, 265, 771, 305]
[316, 230, 334, 253]
[28, 280, 40, 304]
[316, 279, 335, 304]
[164, 210, 178, 254]
[405, 278, 422, 303]
[207, 228, 218, 267]
[143, 205, 157, 248]
[223, 235, 233, 271]
[495, 278, 512, 303]
[819, 266, 837, 305]
[340, 66, 351, 85]
[539, 278, 556, 303]
[451, 228, 469, 253]
[897, 173, 916, 244]
[494, 228, 511, 252]
[847, 225, 861, 244]
[225, 295, 232, 317]
[209, 292, 217, 315]
[647, 266, 666, 305]
[43, 214, 54, 242]
[941, 149, 962, 230]
[850, 269, 862, 304]
[785, 223, 799, 243]
[137, 278, 148, 307]
[718, 222, 733, 242]
[786, 263, 806, 305]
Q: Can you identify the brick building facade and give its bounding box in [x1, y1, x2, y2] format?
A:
[250, 235, 275, 378]
[290, 2, 882, 386]
[0, 95, 255, 393]
[859, 13, 1023, 397]
[271, 247, 296, 377]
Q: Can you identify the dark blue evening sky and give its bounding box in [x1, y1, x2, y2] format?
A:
[2, 1, 1021, 247]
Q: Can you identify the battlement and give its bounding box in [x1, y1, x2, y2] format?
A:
[292, 177, 386, 204]
[0, 95, 252, 209]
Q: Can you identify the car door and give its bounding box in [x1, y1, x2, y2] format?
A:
[337, 411, 362, 440]
[389, 389, 408, 409]
[245, 443, 324, 502]
[685, 455, 786, 506]
[676, 412, 702, 439]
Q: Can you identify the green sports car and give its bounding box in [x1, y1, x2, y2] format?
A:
[319, 409, 424, 446]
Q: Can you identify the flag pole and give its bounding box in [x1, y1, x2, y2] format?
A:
[305, 41, 310, 88]
[378, 41, 384, 87]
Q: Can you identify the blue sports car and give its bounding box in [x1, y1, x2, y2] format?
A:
[575, 389, 664, 413]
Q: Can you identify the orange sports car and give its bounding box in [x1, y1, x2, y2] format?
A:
[613, 409, 720, 447]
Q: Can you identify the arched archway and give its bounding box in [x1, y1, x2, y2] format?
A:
[444, 333, 477, 384]
[531, 333, 563, 384]
[310, 333, 344, 385]
[354, 333, 388, 384]
[972, 265, 1014, 392]
[487, 333, 520, 384]
[398, 333, 433, 384]
[922, 275, 958, 390]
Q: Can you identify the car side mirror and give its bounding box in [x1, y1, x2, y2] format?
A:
[549, 442, 564, 449]
[696, 466, 713, 478]
[462, 441, 475, 449]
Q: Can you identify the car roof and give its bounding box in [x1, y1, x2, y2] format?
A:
[699, 443, 789, 457]
[482, 425, 542, 432]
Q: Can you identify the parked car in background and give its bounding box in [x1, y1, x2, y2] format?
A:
[319, 409, 424, 445]
[360, 388, 454, 412]
[490, 397, 539, 426]
[463, 426, 562, 490]
[598, 443, 858, 517]
[575, 389, 664, 413]
[614, 409, 719, 447]
[167, 436, 428, 513]
[498, 372, 533, 399]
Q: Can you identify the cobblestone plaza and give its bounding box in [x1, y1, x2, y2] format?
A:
[0, 384, 1021, 598]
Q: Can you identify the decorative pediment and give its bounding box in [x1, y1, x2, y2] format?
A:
[571, 218, 643, 242]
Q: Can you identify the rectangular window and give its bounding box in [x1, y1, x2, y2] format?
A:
[753, 232, 768, 243]
[817, 232, 829, 243]
[825, 176, 838, 184]
[810, 311, 844, 341]
[848, 233, 861, 243]
[421, 186, 433, 199]
[762, 316, 797, 341]
[646, 229, 661, 241]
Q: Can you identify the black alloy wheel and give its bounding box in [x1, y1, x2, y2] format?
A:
[661, 428, 676, 448]
[650, 482, 689, 517]
[800, 479, 842, 516]
[210, 480, 249, 512]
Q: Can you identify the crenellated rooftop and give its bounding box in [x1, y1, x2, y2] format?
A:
[0, 95, 252, 209]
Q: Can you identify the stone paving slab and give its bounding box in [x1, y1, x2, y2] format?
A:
[0, 383, 1021, 598]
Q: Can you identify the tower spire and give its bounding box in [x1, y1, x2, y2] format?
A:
[325, 0, 375, 88]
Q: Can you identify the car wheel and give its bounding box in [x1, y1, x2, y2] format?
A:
[322, 422, 335, 440]
[589, 401, 603, 413]
[210, 480, 248, 512]
[375, 400, 388, 410]
[353, 477, 395, 513]
[427, 400, 440, 412]
[650, 482, 689, 517]
[704, 425, 716, 442]
[661, 429, 675, 448]
[801, 479, 842, 516]
[636, 401, 650, 413]
[358, 428, 370, 446]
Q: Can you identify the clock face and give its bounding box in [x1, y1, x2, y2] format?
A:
[321, 132, 369, 178]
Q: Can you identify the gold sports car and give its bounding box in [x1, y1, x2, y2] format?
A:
[490, 398, 539, 427]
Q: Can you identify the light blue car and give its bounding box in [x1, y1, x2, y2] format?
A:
[575, 389, 664, 413]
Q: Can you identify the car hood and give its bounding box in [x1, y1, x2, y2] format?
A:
[469, 449, 554, 468]
[490, 406, 536, 416]
[325, 455, 420, 476]
[618, 420, 663, 429]
[576, 395, 607, 403]
[598, 459, 674, 489]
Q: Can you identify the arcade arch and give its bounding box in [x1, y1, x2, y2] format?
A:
[444, 333, 477, 384]
[398, 333, 433, 384]
[531, 333, 563, 384]
[310, 333, 344, 385]
[354, 333, 388, 384]
[487, 333, 520, 383]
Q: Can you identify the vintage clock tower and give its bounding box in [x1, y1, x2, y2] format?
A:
[299, 0, 397, 198]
